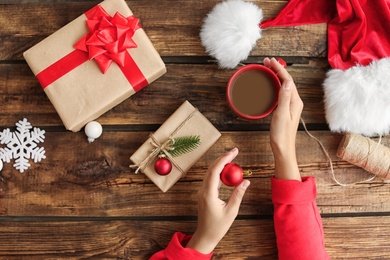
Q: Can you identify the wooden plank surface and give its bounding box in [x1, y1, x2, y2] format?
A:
[0, 0, 389, 259]
[0, 1, 327, 60]
[1, 217, 390, 259]
[0, 131, 388, 217]
[0, 62, 328, 127]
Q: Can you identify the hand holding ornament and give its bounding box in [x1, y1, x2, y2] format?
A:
[186, 148, 250, 254]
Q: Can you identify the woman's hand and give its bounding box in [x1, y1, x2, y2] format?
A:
[265, 57, 303, 181]
[186, 148, 250, 254]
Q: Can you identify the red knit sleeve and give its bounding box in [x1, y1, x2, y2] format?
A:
[272, 176, 330, 260]
[149, 232, 213, 260]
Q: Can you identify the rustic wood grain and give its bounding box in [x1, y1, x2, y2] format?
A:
[1, 0, 389, 258]
[0, 1, 326, 60]
[0, 219, 276, 259]
[0, 217, 389, 259]
[1, 131, 388, 217]
[0, 61, 328, 128]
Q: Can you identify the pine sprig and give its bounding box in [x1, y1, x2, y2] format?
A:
[168, 135, 201, 158]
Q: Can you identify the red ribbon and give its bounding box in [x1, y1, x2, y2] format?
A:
[36, 5, 148, 92]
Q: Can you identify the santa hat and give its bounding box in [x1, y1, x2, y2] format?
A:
[200, 0, 390, 137]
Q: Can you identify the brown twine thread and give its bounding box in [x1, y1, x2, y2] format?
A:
[130, 108, 199, 177]
[300, 118, 377, 186]
[337, 132, 390, 181]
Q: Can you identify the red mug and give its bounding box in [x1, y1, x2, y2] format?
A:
[226, 58, 286, 120]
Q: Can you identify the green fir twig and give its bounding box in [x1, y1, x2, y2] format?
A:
[167, 135, 201, 158]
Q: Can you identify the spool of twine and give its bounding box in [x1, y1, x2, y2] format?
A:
[337, 133, 390, 180]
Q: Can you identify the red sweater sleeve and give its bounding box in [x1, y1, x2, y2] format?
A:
[272, 176, 329, 260]
[149, 232, 213, 260]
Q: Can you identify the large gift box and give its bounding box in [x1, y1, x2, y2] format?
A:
[130, 101, 221, 192]
[23, 0, 166, 132]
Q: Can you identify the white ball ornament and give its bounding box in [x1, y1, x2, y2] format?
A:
[85, 121, 103, 143]
[0, 159, 3, 171]
[200, 0, 263, 69]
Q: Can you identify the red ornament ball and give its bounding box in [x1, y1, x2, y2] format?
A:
[220, 163, 244, 187]
[154, 157, 172, 175]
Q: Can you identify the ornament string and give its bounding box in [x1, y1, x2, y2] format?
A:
[300, 118, 376, 186]
[130, 108, 199, 176]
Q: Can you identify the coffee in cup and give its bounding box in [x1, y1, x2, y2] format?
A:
[226, 60, 285, 120]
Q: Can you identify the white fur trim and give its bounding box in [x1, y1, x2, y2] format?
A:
[323, 58, 390, 137]
[200, 0, 263, 69]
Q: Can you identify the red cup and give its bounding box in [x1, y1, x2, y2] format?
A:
[226, 58, 286, 120]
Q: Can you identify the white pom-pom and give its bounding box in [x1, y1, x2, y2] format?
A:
[200, 0, 263, 69]
[324, 58, 390, 137]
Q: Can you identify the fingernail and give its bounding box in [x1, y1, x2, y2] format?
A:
[230, 147, 238, 153]
[241, 180, 250, 189]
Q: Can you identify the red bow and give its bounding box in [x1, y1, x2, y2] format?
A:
[74, 6, 141, 74]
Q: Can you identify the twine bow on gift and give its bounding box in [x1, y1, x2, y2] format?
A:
[130, 109, 199, 176]
[131, 135, 185, 175]
[74, 5, 141, 74]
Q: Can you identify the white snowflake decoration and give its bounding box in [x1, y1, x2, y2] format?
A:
[0, 118, 46, 173]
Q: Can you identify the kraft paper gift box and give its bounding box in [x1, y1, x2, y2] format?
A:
[23, 0, 166, 132]
[130, 101, 221, 192]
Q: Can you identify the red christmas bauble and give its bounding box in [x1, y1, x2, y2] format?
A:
[154, 157, 172, 175]
[220, 163, 244, 187]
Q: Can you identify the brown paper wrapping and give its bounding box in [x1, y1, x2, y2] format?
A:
[130, 101, 221, 192]
[23, 0, 166, 132]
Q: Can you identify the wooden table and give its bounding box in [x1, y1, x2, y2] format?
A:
[1, 0, 390, 259]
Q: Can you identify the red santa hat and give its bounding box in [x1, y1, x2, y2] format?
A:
[200, 0, 390, 137]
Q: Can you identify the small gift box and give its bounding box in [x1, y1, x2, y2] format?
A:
[23, 0, 166, 132]
[130, 101, 221, 192]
